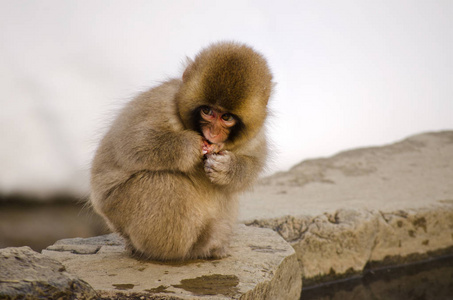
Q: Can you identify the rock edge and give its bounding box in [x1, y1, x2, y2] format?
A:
[0, 246, 97, 300]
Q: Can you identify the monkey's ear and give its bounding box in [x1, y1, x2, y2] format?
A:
[182, 57, 194, 82]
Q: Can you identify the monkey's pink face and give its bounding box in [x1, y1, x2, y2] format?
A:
[200, 107, 236, 144]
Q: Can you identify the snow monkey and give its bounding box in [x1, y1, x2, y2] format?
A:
[90, 41, 273, 260]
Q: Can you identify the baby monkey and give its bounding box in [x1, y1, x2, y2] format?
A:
[90, 41, 273, 260]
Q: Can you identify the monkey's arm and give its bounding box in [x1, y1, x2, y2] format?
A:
[204, 152, 263, 190]
[204, 134, 267, 191]
[114, 127, 203, 173]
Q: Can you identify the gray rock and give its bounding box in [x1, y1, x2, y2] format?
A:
[43, 225, 301, 299]
[46, 234, 125, 255]
[0, 246, 97, 299]
[241, 131, 453, 282]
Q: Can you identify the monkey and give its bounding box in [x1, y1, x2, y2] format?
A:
[90, 41, 273, 261]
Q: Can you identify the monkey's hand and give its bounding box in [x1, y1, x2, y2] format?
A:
[204, 151, 234, 185]
[202, 139, 224, 155]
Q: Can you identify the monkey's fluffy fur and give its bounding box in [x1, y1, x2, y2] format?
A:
[90, 41, 273, 260]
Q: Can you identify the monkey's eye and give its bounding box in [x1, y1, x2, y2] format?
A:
[201, 107, 213, 116]
[221, 113, 234, 122]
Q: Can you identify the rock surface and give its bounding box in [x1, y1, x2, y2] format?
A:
[0, 246, 97, 299]
[240, 131, 453, 282]
[42, 225, 301, 299]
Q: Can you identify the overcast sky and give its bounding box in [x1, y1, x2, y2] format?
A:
[1, 0, 452, 196]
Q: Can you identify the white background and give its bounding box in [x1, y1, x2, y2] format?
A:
[1, 0, 452, 197]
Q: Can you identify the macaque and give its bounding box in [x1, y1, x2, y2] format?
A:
[90, 41, 273, 260]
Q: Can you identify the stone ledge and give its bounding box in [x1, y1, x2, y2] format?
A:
[42, 225, 301, 299]
[240, 131, 453, 283]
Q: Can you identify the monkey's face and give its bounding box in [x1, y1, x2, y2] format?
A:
[199, 106, 236, 144]
[177, 42, 273, 149]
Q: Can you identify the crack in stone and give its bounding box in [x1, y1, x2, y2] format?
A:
[45, 245, 102, 255]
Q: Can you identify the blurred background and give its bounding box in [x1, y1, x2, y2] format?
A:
[1, 0, 452, 251]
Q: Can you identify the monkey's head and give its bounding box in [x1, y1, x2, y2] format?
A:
[176, 41, 273, 149]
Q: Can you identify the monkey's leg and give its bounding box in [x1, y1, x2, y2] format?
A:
[188, 196, 239, 259]
[102, 171, 213, 261]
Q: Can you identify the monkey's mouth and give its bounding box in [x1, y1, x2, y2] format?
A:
[203, 137, 215, 145]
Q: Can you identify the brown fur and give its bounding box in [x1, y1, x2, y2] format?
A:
[90, 41, 273, 260]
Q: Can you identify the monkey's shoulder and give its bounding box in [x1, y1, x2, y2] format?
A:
[118, 79, 185, 132]
[131, 79, 181, 111]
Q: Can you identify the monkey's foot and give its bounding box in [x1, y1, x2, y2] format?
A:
[209, 246, 230, 259]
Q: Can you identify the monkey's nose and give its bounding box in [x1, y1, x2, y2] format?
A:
[209, 127, 220, 138]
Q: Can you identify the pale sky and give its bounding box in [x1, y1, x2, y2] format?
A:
[1, 0, 452, 196]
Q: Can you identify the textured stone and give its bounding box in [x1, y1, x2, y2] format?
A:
[43, 225, 301, 299]
[241, 131, 453, 282]
[0, 246, 97, 299]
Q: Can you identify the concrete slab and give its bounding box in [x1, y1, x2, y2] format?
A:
[240, 131, 453, 282]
